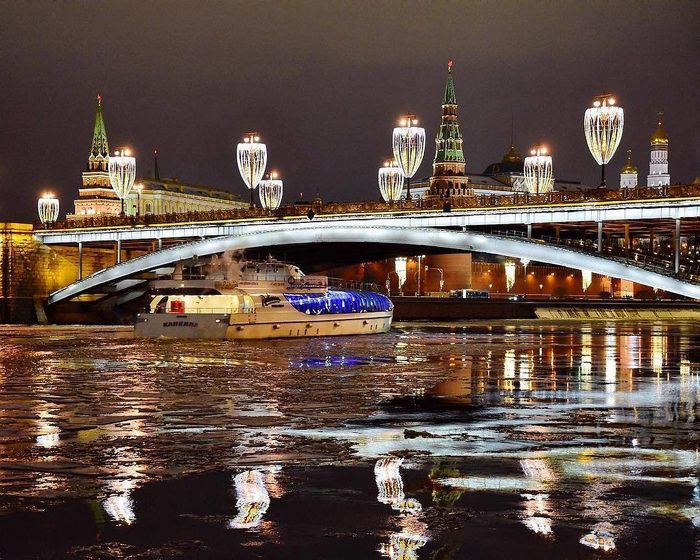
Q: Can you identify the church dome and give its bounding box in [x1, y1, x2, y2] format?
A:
[620, 149, 637, 174]
[482, 144, 523, 175]
[650, 113, 669, 146]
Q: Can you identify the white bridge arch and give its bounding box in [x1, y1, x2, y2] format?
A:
[47, 225, 700, 305]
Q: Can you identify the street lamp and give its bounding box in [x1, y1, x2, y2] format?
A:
[425, 266, 444, 292]
[377, 159, 403, 204]
[523, 145, 553, 194]
[392, 114, 425, 201]
[237, 131, 267, 208]
[584, 93, 624, 187]
[134, 183, 143, 217]
[37, 192, 59, 226]
[258, 171, 284, 210]
[108, 147, 136, 216]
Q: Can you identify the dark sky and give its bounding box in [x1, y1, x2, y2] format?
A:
[1, 1, 698, 222]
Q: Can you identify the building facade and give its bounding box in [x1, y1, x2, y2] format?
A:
[123, 178, 247, 216]
[647, 113, 670, 187]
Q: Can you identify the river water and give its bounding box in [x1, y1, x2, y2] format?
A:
[0, 321, 698, 559]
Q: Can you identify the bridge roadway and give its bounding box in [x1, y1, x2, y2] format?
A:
[35, 195, 700, 246]
[47, 226, 700, 305]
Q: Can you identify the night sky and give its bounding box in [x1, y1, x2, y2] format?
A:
[1, 1, 698, 222]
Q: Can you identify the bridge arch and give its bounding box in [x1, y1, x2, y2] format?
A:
[47, 225, 700, 305]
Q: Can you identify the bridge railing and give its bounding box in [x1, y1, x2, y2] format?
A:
[490, 229, 700, 283]
[37, 184, 700, 231]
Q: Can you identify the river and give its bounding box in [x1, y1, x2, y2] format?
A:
[0, 321, 697, 559]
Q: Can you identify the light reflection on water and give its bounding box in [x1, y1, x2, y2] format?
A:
[0, 321, 697, 558]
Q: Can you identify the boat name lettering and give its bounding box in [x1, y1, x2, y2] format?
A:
[163, 321, 199, 327]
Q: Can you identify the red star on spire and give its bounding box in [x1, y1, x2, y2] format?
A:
[447, 58, 453, 72]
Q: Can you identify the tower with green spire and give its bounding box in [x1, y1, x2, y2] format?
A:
[429, 59, 469, 197]
[88, 94, 110, 172]
[74, 94, 121, 217]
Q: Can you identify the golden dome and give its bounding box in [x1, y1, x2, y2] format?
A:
[620, 149, 637, 174]
[650, 112, 669, 145]
[501, 143, 522, 164]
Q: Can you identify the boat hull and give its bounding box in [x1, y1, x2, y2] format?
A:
[134, 311, 393, 340]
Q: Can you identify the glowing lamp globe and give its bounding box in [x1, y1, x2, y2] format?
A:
[108, 147, 137, 214]
[378, 159, 404, 203]
[523, 146, 554, 194]
[392, 114, 426, 200]
[584, 94, 624, 186]
[258, 171, 283, 210]
[237, 132, 267, 208]
[38, 192, 59, 225]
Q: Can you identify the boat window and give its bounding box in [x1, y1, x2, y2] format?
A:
[284, 290, 392, 315]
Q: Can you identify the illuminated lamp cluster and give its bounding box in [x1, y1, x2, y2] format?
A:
[37, 192, 59, 225]
[258, 171, 283, 210]
[584, 94, 624, 187]
[523, 145, 554, 194]
[394, 257, 407, 294]
[392, 114, 425, 200]
[108, 147, 137, 215]
[237, 132, 267, 208]
[378, 159, 404, 203]
[504, 261, 516, 292]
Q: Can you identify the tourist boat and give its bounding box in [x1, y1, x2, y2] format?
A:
[134, 260, 393, 339]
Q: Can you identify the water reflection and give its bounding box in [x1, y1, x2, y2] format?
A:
[103, 479, 137, 525]
[375, 458, 427, 559]
[229, 470, 271, 529]
[0, 322, 697, 558]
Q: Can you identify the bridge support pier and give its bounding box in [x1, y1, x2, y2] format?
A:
[675, 218, 681, 274]
[158, 238, 163, 251]
[624, 224, 631, 255]
[116, 239, 122, 265]
[77, 241, 83, 280]
[527, 224, 532, 239]
[597, 221, 603, 254]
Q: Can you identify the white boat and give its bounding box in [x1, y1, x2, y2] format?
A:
[134, 260, 393, 339]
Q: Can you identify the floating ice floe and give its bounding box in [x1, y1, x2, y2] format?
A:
[580, 522, 616, 551]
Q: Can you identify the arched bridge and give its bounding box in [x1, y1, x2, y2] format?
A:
[47, 225, 700, 305]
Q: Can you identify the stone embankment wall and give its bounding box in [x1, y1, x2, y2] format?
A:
[0, 223, 115, 322]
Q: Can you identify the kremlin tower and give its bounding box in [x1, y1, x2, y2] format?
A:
[429, 60, 470, 198]
[619, 149, 638, 188]
[646, 113, 670, 187]
[73, 95, 121, 216]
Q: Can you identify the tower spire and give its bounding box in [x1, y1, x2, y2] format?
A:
[443, 58, 457, 105]
[153, 149, 160, 180]
[91, 94, 109, 157]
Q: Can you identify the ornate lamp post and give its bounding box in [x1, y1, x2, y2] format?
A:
[584, 93, 624, 187]
[258, 171, 283, 210]
[237, 131, 267, 208]
[37, 192, 59, 226]
[523, 145, 553, 195]
[392, 115, 425, 201]
[377, 159, 404, 204]
[108, 147, 136, 216]
[425, 265, 444, 292]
